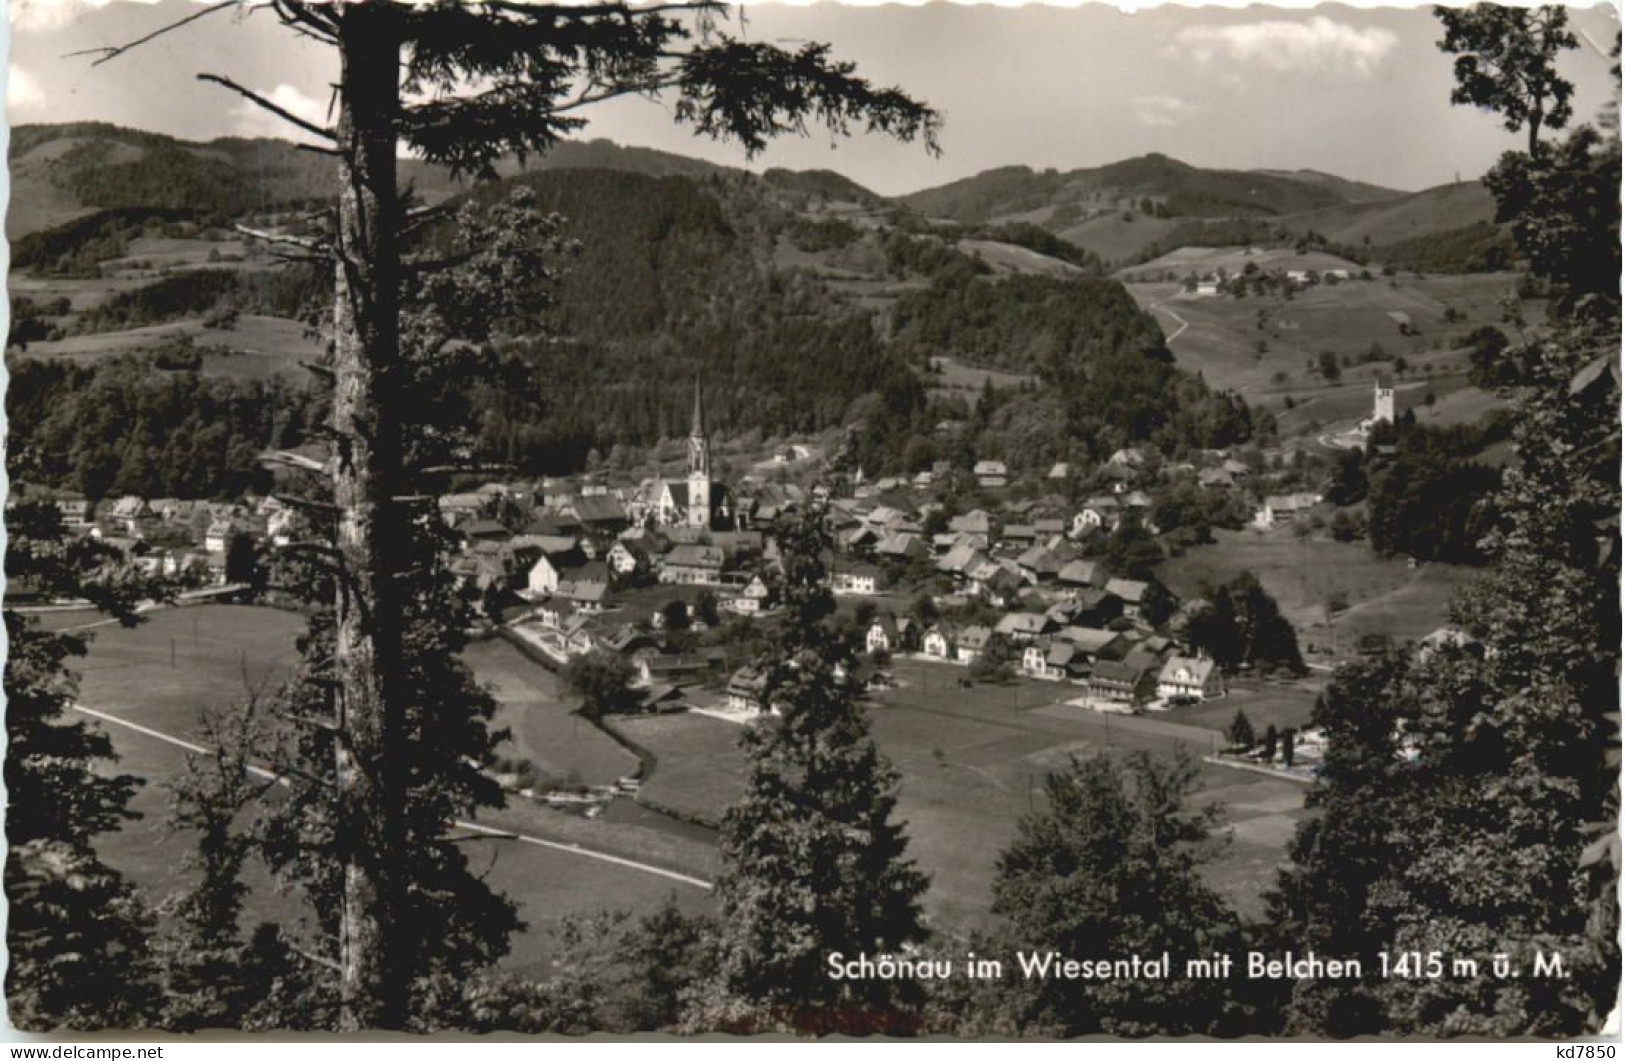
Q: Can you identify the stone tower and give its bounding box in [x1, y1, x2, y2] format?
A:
[1372, 377, 1395, 425]
[686, 378, 711, 529]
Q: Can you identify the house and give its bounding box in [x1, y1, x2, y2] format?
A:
[462, 518, 511, 544]
[1047, 462, 1071, 481]
[922, 625, 955, 660]
[1016, 545, 1064, 582]
[832, 563, 882, 596]
[565, 494, 630, 535]
[1020, 641, 1056, 679]
[1090, 660, 1155, 709]
[1107, 448, 1149, 471]
[727, 667, 771, 714]
[1157, 654, 1225, 702]
[53, 498, 94, 530]
[660, 544, 726, 586]
[955, 625, 992, 665]
[994, 611, 1055, 644]
[525, 541, 588, 597]
[1074, 496, 1121, 534]
[1056, 626, 1126, 665]
[1252, 492, 1323, 529]
[1104, 578, 1151, 619]
[109, 496, 153, 536]
[439, 492, 488, 527]
[948, 510, 993, 537]
[875, 533, 929, 562]
[1043, 641, 1091, 682]
[204, 517, 246, 555]
[973, 460, 1009, 489]
[1057, 560, 1106, 591]
[866, 614, 914, 655]
[1417, 626, 1482, 662]
[607, 537, 656, 576]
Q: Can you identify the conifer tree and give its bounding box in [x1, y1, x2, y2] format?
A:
[991, 751, 1238, 1036]
[695, 505, 929, 1034]
[88, 3, 936, 1028]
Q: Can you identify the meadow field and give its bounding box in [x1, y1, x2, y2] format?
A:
[59, 604, 713, 978]
[1158, 526, 1481, 655]
[620, 655, 1312, 926]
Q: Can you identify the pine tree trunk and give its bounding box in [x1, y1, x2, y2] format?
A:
[332, 3, 407, 1031]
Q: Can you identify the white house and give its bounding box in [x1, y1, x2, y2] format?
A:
[922, 625, 955, 660]
[832, 565, 881, 596]
[1157, 655, 1225, 701]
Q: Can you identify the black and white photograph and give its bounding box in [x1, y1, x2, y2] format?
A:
[2, 0, 1620, 1043]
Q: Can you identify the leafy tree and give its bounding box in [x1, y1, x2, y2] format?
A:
[563, 649, 640, 720]
[695, 507, 929, 1034]
[1436, 4, 1578, 155]
[1185, 573, 1305, 676]
[990, 751, 1239, 1036]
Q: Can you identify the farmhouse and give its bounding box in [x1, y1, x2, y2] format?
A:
[832, 563, 882, 596]
[726, 667, 770, 715]
[1090, 660, 1155, 709]
[1252, 492, 1324, 530]
[973, 460, 1009, 489]
[1157, 654, 1225, 701]
[660, 544, 726, 586]
[955, 625, 993, 664]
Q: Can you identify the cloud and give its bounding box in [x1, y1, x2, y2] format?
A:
[232, 83, 329, 142]
[9, 65, 47, 113]
[1132, 94, 1198, 128]
[11, 0, 164, 34]
[1172, 16, 1399, 80]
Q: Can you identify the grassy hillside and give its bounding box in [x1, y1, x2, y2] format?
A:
[1277, 181, 1496, 246]
[900, 153, 1357, 224]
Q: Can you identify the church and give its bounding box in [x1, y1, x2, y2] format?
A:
[649, 381, 732, 530]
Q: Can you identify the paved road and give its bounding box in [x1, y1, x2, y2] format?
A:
[72, 702, 713, 892]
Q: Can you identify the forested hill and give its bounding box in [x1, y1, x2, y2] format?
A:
[6, 122, 736, 238]
[8, 124, 1270, 493]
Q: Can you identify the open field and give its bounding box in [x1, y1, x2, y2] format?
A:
[618, 656, 1309, 927]
[956, 238, 1082, 277]
[926, 356, 1039, 406]
[1158, 527, 1480, 652]
[65, 604, 715, 978]
[465, 636, 638, 787]
[1125, 270, 1537, 413]
[14, 314, 321, 379]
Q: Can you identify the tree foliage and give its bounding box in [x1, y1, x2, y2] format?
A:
[697, 507, 929, 1034]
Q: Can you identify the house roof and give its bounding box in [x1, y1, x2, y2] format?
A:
[665, 544, 724, 568]
[1105, 578, 1149, 603]
[1159, 655, 1216, 686]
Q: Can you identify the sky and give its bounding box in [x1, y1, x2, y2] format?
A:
[6, 1, 1621, 196]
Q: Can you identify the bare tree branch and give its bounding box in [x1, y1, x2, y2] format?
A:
[67, 0, 242, 67]
[234, 223, 328, 252]
[198, 73, 336, 141]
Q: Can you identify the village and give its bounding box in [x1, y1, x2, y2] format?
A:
[13, 374, 1426, 764]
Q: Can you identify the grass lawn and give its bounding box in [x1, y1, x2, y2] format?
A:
[1177, 679, 1323, 736]
[464, 636, 638, 787]
[1124, 270, 1539, 411]
[612, 712, 749, 823]
[63, 603, 715, 979]
[1159, 527, 1476, 651]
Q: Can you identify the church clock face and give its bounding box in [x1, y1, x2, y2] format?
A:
[688, 435, 708, 476]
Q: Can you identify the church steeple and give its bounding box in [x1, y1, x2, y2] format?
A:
[686, 377, 711, 528]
